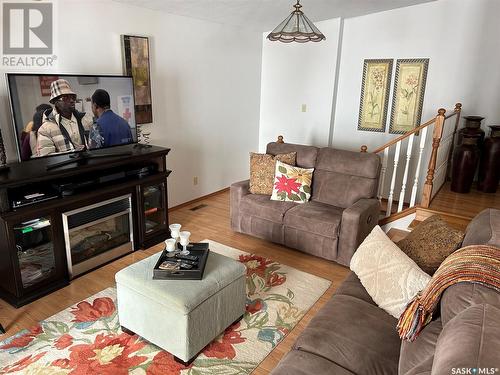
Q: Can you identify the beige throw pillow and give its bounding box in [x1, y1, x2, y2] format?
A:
[249, 152, 296, 195]
[397, 215, 464, 275]
[350, 225, 431, 318]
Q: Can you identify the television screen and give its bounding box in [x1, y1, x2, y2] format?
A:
[7, 73, 138, 161]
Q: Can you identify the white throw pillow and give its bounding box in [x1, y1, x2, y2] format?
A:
[350, 225, 431, 318]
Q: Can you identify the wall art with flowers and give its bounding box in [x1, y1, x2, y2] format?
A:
[270, 161, 314, 204]
[357, 59, 393, 132]
[389, 58, 429, 134]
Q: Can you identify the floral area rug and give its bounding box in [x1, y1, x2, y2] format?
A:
[0, 240, 331, 374]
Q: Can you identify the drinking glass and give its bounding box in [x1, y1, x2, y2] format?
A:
[164, 238, 177, 257]
[169, 223, 181, 241]
[179, 231, 191, 256]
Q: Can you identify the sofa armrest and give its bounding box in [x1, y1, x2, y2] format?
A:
[337, 198, 380, 266]
[230, 179, 251, 232]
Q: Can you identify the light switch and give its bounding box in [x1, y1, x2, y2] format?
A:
[301, 104, 307, 112]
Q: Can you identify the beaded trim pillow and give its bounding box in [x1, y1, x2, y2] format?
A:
[270, 161, 314, 204]
[249, 152, 296, 195]
[397, 215, 465, 275]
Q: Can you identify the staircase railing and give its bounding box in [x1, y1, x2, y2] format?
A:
[361, 103, 462, 217]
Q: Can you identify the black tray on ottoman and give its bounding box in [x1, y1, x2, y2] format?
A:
[153, 242, 210, 280]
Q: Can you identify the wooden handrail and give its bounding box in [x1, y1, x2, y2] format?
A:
[370, 117, 437, 154]
[444, 111, 458, 120]
[361, 102, 462, 154]
[361, 102, 462, 215]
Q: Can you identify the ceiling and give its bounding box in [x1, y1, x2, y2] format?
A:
[112, 0, 436, 32]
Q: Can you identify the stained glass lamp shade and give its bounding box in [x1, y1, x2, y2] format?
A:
[267, 0, 325, 43]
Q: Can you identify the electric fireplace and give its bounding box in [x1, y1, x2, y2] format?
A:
[62, 195, 134, 278]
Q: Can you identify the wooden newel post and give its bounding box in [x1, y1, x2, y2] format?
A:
[454, 102, 462, 112]
[421, 108, 446, 207]
[277, 135, 284, 144]
[360, 145, 368, 153]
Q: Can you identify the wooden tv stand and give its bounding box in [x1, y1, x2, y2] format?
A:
[0, 144, 171, 307]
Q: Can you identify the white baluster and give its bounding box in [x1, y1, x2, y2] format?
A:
[377, 148, 389, 202]
[386, 141, 401, 217]
[410, 127, 428, 206]
[397, 135, 414, 212]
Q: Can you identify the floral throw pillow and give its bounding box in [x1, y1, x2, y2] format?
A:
[270, 161, 314, 204]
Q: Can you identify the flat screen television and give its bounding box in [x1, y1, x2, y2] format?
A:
[7, 73, 138, 162]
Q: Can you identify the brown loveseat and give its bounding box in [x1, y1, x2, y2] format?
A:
[271, 208, 500, 375]
[230, 141, 381, 266]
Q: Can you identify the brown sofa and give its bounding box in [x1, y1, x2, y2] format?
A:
[271, 208, 500, 375]
[230, 142, 381, 266]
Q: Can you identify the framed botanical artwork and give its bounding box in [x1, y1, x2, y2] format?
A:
[389, 58, 429, 134]
[121, 35, 153, 124]
[357, 59, 393, 132]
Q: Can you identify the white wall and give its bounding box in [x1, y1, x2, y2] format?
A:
[332, 0, 500, 152]
[258, 0, 500, 154]
[258, 19, 341, 151]
[0, 0, 262, 207]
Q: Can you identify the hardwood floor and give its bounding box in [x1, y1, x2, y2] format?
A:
[430, 182, 500, 218]
[0, 190, 350, 374]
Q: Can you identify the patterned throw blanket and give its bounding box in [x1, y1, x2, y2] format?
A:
[397, 244, 500, 341]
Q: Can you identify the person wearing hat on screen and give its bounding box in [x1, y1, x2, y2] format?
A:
[36, 79, 93, 156]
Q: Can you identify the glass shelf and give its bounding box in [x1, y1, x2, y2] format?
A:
[143, 183, 166, 234]
[14, 217, 56, 288]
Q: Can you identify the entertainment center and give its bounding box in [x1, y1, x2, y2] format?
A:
[0, 144, 171, 308]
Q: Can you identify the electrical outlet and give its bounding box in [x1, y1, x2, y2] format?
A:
[301, 104, 307, 112]
[193, 176, 198, 185]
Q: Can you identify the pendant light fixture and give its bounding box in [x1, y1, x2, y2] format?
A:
[267, 0, 326, 43]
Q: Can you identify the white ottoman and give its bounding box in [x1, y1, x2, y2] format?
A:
[115, 251, 246, 364]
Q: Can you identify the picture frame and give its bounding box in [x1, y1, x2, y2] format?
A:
[357, 59, 393, 132]
[389, 58, 429, 134]
[121, 35, 153, 124]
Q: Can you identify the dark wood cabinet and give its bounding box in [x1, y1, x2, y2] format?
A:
[1, 209, 69, 307]
[0, 145, 171, 307]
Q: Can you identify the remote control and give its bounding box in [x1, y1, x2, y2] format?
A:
[179, 259, 198, 266]
[175, 254, 198, 262]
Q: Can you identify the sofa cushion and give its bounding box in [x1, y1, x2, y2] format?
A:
[350, 226, 431, 318]
[462, 208, 500, 247]
[284, 228, 339, 261]
[333, 272, 376, 305]
[270, 161, 314, 203]
[266, 142, 319, 168]
[440, 282, 500, 325]
[432, 304, 500, 374]
[312, 148, 380, 208]
[397, 215, 464, 275]
[240, 194, 296, 223]
[249, 152, 296, 195]
[294, 294, 401, 375]
[284, 200, 342, 238]
[399, 318, 442, 375]
[270, 349, 355, 375]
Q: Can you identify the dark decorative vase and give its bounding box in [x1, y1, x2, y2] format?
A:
[451, 134, 481, 193]
[457, 116, 485, 147]
[477, 125, 500, 193]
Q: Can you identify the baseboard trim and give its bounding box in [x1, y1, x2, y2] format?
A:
[169, 187, 229, 212]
